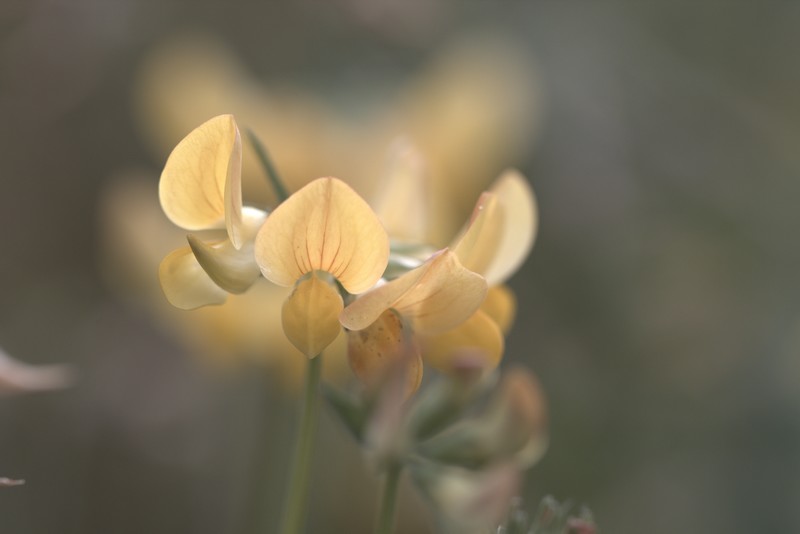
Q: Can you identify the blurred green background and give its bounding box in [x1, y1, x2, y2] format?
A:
[1, 1, 799, 533]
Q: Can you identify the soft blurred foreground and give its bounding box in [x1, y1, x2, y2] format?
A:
[1, 2, 800, 533]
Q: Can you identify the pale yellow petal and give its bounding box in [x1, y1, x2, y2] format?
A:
[480, 285, 517, 334]
[159, 246, 228, 309]
[340, 250, 486, 334]
[372, 138, 428, 243]
[159, 115, 243, 245]
[451, 192, 503, 279]
[281, 274, 344, 358]
[347, 309, 423, 396]
[255, 177, 389, 293]
[421, 310, 504, 374]
[451, 171, 537, 286]
[187, 235, 261, 294]
[482, 170, 538, 285]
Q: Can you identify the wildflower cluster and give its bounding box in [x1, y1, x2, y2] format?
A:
[158, 114, 537, 389]
[156, 113, 557, 533]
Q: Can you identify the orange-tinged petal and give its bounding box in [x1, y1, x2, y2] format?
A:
[158, 246, 228, 309]
[480, 285, 517, 334]
[281, 274, 344, 358]
[340, 249, 486, 335]
[347, 309, 423, 396]
[255, 177, 389, 293]
[482, 170, 538, 285]
[159, 115, 244, 247]
[372, 138, 428, 244]
[421, 309, 504, 374]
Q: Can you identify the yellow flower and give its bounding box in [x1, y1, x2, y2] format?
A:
[158, 114, 266, 309]
[107, 34, 540, 385]
[254, 177, 390, 358]
[342, 154, 538, 387]
[423, 169, 538, 372]
[340, 151, 537, 391]
[340, 249, 487, 389]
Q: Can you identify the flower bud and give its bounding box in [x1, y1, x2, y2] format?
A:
[418, 367, 547, 468]
[415, 462, 520, 533]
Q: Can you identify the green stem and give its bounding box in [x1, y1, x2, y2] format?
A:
[279, 355, 322, 534]
[245, 128, 290, 202]
[375, 464, 403, 534]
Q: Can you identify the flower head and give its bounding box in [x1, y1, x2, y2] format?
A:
[254, 177, 390, 357]
[342, 158, 538, 389]
[158, 114, 266, 309]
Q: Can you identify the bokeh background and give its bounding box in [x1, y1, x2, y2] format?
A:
[2, 1, 799, 533]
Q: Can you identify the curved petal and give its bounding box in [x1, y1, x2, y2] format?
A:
[159, 115, 244, 246]
[159, 246, 228, 309]
[187, 235, 261, 294]
[340, 249, 487, 335]
[480, 285, 517, 334]
[451, 171, 537, 286]
[186, 207, 267, 293]
[281, 274, 344, 358]
[347, 309, 423, 396]
[451, 192, 503, 279]
[255, 177, 389, 293]
[483, 170, 538, 285]
[421, 310, 504, 374]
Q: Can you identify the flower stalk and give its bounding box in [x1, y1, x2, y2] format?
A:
[279, 354, 323, 534]
[375, 463, 403, 534]
[246, 128, 290, 203]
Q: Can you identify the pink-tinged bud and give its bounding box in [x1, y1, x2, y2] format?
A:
[428, 463, 521, 532]
[493, 368, 548, 465]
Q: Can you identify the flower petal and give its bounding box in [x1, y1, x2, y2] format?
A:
[421, 310, 504, 374]
[451, 171, 537, 286]
[186, 207, 266, 293]
[483, 170, 538, 285]
[159, 115, 244, 246]
[281, 274, 344, 358]
[347, 309, 423, 395]
[159, 246, 228, 309]
[340, 249, 487, 334]
[0, 347, 74, 395]
[451, 192, 503, 280]
[187, 235, 261, 294]
[255, 177, 389, 293]
[372, 138, 429, 244]
[480, 285, 517, 334]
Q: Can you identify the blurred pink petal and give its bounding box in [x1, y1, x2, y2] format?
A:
[0, 347, 75, 395]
